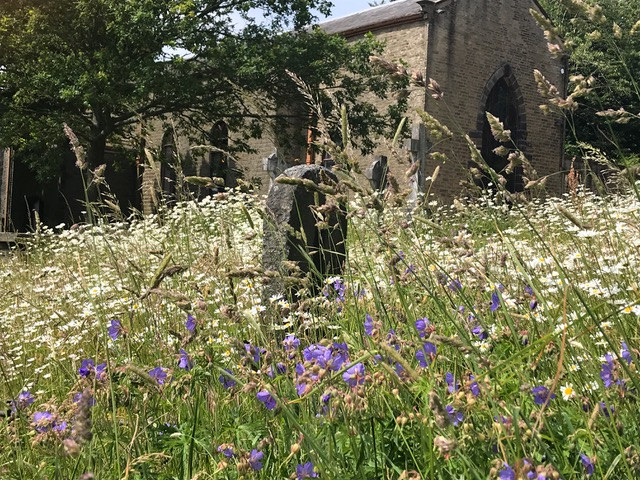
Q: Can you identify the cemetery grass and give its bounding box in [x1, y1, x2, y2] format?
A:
[0, 187, 639, 479]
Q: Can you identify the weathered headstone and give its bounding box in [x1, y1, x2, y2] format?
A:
[263, 164, 347, 298]
[262, 150, 287, 190]
[405, 123, 428, 209]
[365, 155, 388, 192]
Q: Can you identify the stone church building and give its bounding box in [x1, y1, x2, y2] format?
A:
[0, 0, 566, 232]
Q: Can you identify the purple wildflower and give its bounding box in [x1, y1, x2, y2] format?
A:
[267, 363, 287, 378]
[621, 342, 633, 365]
[600, 360, 615, 388]
[78, 359, 95, 378]
[416, 342, 437, 367]
[249, 449, 264, 471]
[107, 319, 122, 341]
[330, 343, 349, 371]
[490, 291, 501, 312]
[244, 343, 263, 364]
[32, 411, 54, 433]
[257, 390, 276, 410]
[364, 314, 374, 336]
[303, 344, 331, 368]
[531, 386, 555, 405]
[15, 390, 35, 410]
[471, 324, 488, 340]
[149, 367, 167, 385]
[448, 279, 462, 292]
[580, 453, 595, 476]
[217, 444, 234, 458]
[524, 285, 534, 296]
[445, 372, 459, 393]
[296, 462, 318, 479]
[600, 401, 615, 417]
[469, 375, 480, 397]
[283, 334, 300, 351]
[498, 462, 516, 480]
[178, 349, 191, 370]
[445, 405, 463, 426]
[415, 318, 430, 338]
[186, 314, 196, 332]
[218, 369, 236, 389]
[343, 363, 365, 387]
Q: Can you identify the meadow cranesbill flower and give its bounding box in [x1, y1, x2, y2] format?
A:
[471, 324, 488, 340]
[218, 369, 236, 389]
[445, 405, 463, 426]
[149, 367, 167, 385]
[415, 318, 430, 338]
[498, 462, 516, 480]
[296, 461, 318, 479]
[364, 314, 374, 336]
[244, 343, 263, 364]
[445, 372, 459, 393]
[32, 411, 54, 433]
[416, 342, 437, 367]
[448, 279, 462, 292]
[257, 390, 276, 410]
[108, 319, 123, 341]
[621, 341, 633, 365]
[599, 401, 614, 417]
[178, 349, 191, 370]
[283, 334, 300, 351]
[78, 359, 107, 379]
[217, 444, 234, 458]
[531, 386, 555, 405]
[303, 344, 331, 368]
[600, 360, 615, 388]
[343, 363, 365, 387]
[469, 375, 480, 397]
[249, 449, 263, 470]
[15, 390, 35, 410]
[490, 291, 501, 312]
[329, 343, 349, 371]
[185, 314, 196, 332]
[580, 453, 595, 476]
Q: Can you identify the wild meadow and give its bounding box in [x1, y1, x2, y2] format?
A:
[1, 170, 639, 479]
[1, 2, 640, 478]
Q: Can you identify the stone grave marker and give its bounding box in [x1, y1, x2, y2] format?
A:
[364, 155, 388, 192]
[405, 123, 428, 209]
[263, 164, 347, 298]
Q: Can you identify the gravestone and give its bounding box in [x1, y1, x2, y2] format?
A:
[405, 124, 428, 209]
[365, 155, 388, 192]
[263, 164, 347, 298]
[262, 151, 287, 190]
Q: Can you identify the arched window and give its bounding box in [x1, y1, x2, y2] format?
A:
[210, 121, 230, 189]
[160, 130, 178, 205]
[480, 74, 524, 193]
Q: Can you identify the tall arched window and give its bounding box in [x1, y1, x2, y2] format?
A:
[480, 75, 524, 193]
[210, 121, 230, 189]
[161, 130, 178, 205]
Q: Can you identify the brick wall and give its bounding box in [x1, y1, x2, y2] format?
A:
[422, 0, 566, 201]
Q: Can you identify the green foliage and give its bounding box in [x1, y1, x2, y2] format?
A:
[0, 0, 400, 180]
[538, 0, 640, 164]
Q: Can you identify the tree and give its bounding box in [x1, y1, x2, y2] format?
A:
[537, 0, 640, 165]
[0, 0, 404, 181]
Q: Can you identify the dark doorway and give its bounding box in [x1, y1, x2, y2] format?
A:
[480, 77, 523, 193]
[210, 121, 231, 190]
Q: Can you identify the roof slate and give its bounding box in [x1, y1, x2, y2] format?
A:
[320, 0, 432, 36]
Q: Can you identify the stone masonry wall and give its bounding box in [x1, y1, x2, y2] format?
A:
[423, 0, 566, 201]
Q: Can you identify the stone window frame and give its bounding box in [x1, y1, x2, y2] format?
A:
[469, 63, 529, 157]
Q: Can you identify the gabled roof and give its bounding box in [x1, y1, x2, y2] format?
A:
[321, 0, 434, 37]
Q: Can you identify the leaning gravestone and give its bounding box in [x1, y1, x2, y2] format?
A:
[365, 155, 388, 192]
[263, 164, 347, 299]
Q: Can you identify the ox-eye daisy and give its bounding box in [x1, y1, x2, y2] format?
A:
[561, 383, 576, 400]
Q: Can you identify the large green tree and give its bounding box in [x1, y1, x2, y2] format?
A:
[0, 0, 403, 180]
[538, 0, 640, 165]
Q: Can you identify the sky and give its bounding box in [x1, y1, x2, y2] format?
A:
[323, 1, 381, 20]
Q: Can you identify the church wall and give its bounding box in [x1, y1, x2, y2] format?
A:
[424, 0, 566, 201]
